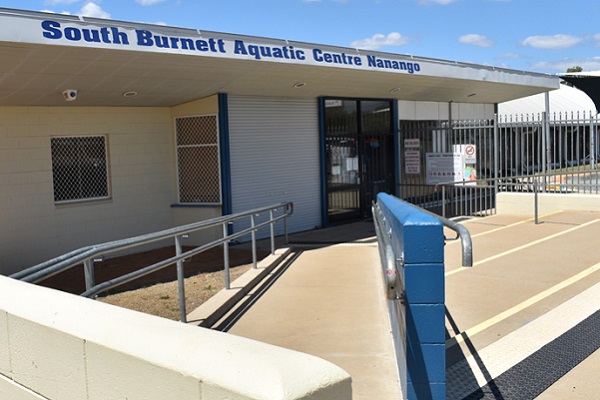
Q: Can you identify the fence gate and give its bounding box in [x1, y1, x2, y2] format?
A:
[399, 112, 600, 218]
[398, 118, 496, 217]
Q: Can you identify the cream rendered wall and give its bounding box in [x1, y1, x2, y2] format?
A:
[171, 96, 219, 117]
[0, 274, 352, 400]
[398, 100, 495, 121]
[0, 107, 176, 275]
[170, 95, 223, 246]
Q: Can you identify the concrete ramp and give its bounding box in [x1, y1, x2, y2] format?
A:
[188, 209, 600, 399]
[226, 241, 401, 400]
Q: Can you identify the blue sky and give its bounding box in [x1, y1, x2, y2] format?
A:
[3, 0, 600, 74]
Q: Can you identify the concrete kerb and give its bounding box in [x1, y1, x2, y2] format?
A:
[186, 247, 292, 327]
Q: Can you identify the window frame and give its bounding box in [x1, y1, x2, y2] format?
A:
[50, 135, 111, 204]
[174, 114, 222, 205]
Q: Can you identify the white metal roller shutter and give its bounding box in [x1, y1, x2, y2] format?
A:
[229, 95, 321, 237]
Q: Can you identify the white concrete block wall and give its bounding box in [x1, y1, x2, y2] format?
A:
[0, 375, 49, 400]
[0, 107, 178, 275]
[9, 316, 87, 399]
[0, 310, 9, 376]
[0, 276, 352, 400]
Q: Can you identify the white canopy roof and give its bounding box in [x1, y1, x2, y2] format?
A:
[0, 7, 559, 107]
[499, 84, 596, 117]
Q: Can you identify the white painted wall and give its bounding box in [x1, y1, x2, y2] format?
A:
[0, 107, 177, 274]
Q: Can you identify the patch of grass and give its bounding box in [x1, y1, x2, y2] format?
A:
[98, 264, 252, 321]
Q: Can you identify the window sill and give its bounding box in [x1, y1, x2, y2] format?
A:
[170, 203, 222, 208]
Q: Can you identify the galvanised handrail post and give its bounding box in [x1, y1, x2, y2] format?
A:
[270, 209, 275, 254]
[83, 259, 95, 291]
[534, 180, 539, 225]
[223, 222, 231, 290]
[250, 214, 258, 269]
[284, 203, 290, 245]
[175, 234, 186, 323]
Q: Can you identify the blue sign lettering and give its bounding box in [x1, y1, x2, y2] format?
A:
[41, 20, 129, 45]
[39, 20, 421, 75]
[41, 20, 61, 39]
[136, 30, 226, 53]
[366, 55, 420, 74]
[312, 49, 362, 66]
[233, 40, 305, 61]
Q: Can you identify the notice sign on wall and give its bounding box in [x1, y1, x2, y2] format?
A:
[453, 144, 478, 183]
[425, 153, 463, 185]
[404, 138, 421, 174]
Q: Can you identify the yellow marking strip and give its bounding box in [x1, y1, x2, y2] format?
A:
[446, 260, 600, 349]
[446, 210, 566, 241]
[445, 219, 600, 277]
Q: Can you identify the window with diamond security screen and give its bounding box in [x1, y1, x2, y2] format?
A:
[50, 136, 109, 203]
[175, 115, 221, 204]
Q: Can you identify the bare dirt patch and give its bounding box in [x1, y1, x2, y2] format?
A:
[37, 245, 266, 321]
[98, 264, 252, 320]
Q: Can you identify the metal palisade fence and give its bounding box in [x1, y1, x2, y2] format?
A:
[398, 111, 600, 218]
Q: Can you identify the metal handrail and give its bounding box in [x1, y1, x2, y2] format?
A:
[435, 169, 600, 222]
[372, 198, 473, 303]
[434, 169, 599, 190]
[11, 201, 294, 322]
[372, 197, 473, 288]
[417, 207, 473, 267]
[372, 203, 402, 301]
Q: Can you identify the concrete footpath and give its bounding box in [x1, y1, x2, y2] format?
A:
[227, 222, 402, 400]
[444, 210, 600, 399]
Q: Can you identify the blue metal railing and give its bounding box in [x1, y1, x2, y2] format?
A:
[373, 193, 472, 400]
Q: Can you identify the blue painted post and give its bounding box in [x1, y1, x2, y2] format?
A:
[377, 193, 446, 400]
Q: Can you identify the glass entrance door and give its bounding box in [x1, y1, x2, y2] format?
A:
[325, 100, 361, 222]
[360, 100, 394, 212]
[324, 99, 395, 224]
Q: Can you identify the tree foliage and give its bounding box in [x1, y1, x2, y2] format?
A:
[562, 66, 584, 86]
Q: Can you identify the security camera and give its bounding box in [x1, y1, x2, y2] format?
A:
[63, 89, 78, 102]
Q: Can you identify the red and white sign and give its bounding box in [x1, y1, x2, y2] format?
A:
[453, 144, 477, 164]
